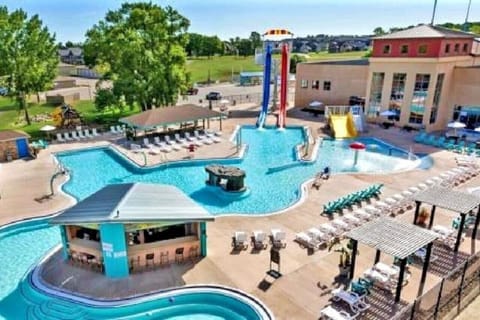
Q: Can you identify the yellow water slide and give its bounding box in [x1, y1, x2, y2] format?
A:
[329, 113, 357, 138]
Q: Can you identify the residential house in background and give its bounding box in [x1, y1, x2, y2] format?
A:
[58, 47, 84, 65]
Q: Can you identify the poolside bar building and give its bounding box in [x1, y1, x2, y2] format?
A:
[50, 183, 214, 278]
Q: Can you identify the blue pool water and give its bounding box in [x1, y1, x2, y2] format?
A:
[57, 126, 419, 215]
[0, 219, 270, 320]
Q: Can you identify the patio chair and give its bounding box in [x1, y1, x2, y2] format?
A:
[270, 229, 287, 248]
[351, 278, 373, 296]
[251, 230, 268, 250]
[63, 132, 72, 141]
[77, 130, 86, 139]
[363, 268, 394, 290]
[130, 143, 143, 153]
[343, 214, 361, 227]
[195, 130, 213, 145]
[84, 129, 93, 139]
[175, 133, 186, 144]
[143, 138, 153, 148]
[110, 126, 117, 134]
[116, 125, 125, 133]
[414, 131, 427, 143]
[56, 133, 65, 143]
[185, 132, 196, 142]
[295, 232, 322, 250]
[331, 288, 370, 313]
[148, 146, 160, 155]
[319, 223, 341, 237]
[153, 136, 163, 146]
[92, 128, 100, 137]
[160, 144, 172, 153]
[320, 305, 358, 320]
[352, 209, 372, 221]
[71, 131, 80, 141]
[332, 219, 350, 232]
[232, 231, 249, 250]
[165, 135, 176, 145]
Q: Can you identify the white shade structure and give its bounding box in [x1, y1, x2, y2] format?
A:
[474, 127, 480, 132]
[379, 110, 397, 117]
[220, 99, 230, 105]
[40, 125, 56, 132]
[309, 101, 323, 107]
[447, 121, 466, 136]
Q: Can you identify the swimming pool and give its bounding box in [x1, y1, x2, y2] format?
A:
[56, 126, 421, 215]
[0, 218, 273, 320]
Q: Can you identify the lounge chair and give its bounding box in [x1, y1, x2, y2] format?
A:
[414, 132, 427, 143]
[116, 125, 124, 133]
[353, 209, 371, 221]
[110, 126, 118, 134]
[91, 128, 100, 137]
[331, 288, 370, 313]
[195, 130, 213, 145]
[232, 231, 248, 250]
[63, 132, 72, 141]
[343, 214, 361, 227]
[251, 230, 268, 249]
[185, 132, 196, 142]
[175, 133, 186, 144]
[332, 219, 350, 232]
[130, 143, 143, 153]
[160, 144, 172, 153]
[71, 131, 80, 141]
[319, 223, 340, 237]
[77, 130, 86, 139]
[295, 232, 322, 250]
[143, 138, 153, 148]
[307, 227, 329, 242]
[148, 147, 160, 155]
[270, 229, 287, 248]
[84, 129, 93, 139]
[320, 305, 358, 320]
[56, 133, 65, 143]
[165, 135, 176, 145]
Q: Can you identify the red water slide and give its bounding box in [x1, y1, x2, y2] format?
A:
[277, 43, 288, 128]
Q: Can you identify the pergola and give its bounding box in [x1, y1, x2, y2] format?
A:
[119, 104, 225, 132]
[346, 217, 438, 302]
[413, 187, 480, 252]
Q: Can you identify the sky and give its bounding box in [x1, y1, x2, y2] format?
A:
[2, 0, 479, 43]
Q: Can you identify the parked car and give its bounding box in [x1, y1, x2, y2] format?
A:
[0, 87, 7, 96]
[205, 92, 222, 101]
[186, 87, 199, 95]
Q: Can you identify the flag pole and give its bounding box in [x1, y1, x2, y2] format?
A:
[431, 0, 438, 25]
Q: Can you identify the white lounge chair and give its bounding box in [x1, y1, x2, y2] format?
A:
[116, 125, 124, 133]
[194, 130, 212, 144]
[175, 133, 186, 144]
[160, 144, 172, 153]
[153, 136, 162, 146]
[319, 223, 339, 237]
[130, 143, 143, 153]
[110, 126, 117, 134]
[92, 128, 100, 137]
[331, 288, 370, 313]
[71, 131, 80, 141]
[270, 229, 286, 248]
[172, 143, 182, 151]
[84, 129, 93, 139]
[252, 230, 268, 249]
[307, 227, 329, 242]
[63, 132, 72, 141]
[77, 130, 86, 139]
[148, 147, 160, 155]
[353, 209, 371, 221]
[320, 305, 358, 320]
[56, 133, 65, 143]
[185, 132, 196, 142]
[332, 219, 350, 232]
[295, 232, 322, 250]
[232, 231, 248, 250]
[343, 214, 361, 227]
[165, 135, 176, 145]
[143, 138, 153, 148]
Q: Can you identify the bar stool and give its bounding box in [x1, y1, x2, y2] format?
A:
[160, 251, 169, 266]
[145, 253, 155, 269]
[175, 247, 184, 264]
[189, 246, 199, 260]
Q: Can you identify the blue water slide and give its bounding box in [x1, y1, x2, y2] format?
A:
[256, 44, 272, 128]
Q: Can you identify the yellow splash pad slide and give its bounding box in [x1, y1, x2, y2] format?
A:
[329, 113, 357, 138]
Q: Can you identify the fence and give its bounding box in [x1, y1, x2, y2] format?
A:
[391, 250, 480, 320]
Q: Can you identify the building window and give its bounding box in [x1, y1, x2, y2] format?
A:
[463, 43, 469, 53]
[418, 45, 428, 55]
[454, 43, 460, 53]
[323, 81, 331, 91]
[383, 45, 391, 54]
[389, 73, 407, 121]
[445, 44, 450, 53]
[301, 79, 308, 88]
[367, 72, 385, 117]
[312, 80, 320, 89]
[400, 45, 409, 54]
[430, 74, 444, 124]
[409, 74, 430, 124]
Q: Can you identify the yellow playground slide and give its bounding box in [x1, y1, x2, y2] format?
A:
[329, 113, 357, 138]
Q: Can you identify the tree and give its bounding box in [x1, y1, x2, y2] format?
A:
[94, 87, 119, 113]
[186, 33, 203, 57]
[373, 27, 386, 36]
[237, 38, 253, 57]
[201, 35, 224, 58]
[65, 40, 74, 48]
[0, 7, 58, 125]
[249, 31, 262, 51]
[84, 2, 190, 110]
[289, 54, 307, 73]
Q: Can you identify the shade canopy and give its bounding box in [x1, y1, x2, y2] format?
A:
[349, 142, 366, 150]
[447, 121, 466, 129]
[414, 187, 480, 214]
[380, 110, 397, 117]
[119, 104, 224, 130]
[49, 183, 215, 225]
[346, 217, 438, 259]
[40, 125, 56, 132]
[309, 101, 323, 107]
[220, 99, 230, 104]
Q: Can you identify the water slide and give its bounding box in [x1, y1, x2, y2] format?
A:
[329, 113, 358, 138]
[277, 43, 288, 128]
[256, 44, 272, 128]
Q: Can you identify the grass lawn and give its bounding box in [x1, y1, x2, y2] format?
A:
[0, 97, 139, 139]
[187, 51, 368, 83]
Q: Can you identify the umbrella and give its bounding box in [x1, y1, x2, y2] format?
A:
[447, 121, 466, 136]
[220, 99, 230, 105]
[379, 110, 397, 117]
[349, 142, 366, 166]
[309, 101, 323, 107]
[40, 125, 56, 132]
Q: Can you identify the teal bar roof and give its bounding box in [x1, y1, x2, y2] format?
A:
[50, 183, 214, 225]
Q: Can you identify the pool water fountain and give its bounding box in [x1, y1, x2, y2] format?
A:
[349, 141, 366, 166]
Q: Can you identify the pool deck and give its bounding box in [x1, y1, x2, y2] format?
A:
[2, 109, 480, 319]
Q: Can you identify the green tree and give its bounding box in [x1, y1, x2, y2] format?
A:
[94, 87, 119, 113]
[289, 54, 307, 73]
[84, 2, 190, 110]
[0, 6, 58, 125]
[200, 35, 223, 58]
[237, 38, 253, 57]
[65, 40, 74, 48]
[249, 31, 262, 51]
[186, 33, 203, 57]
[373, 27, 386, 36]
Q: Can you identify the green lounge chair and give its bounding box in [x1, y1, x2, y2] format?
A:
[414, 132, 427, 143]
[424, 135, 436, 146]
[453, 141, 466, 153]
[434, 137, 446, 148]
